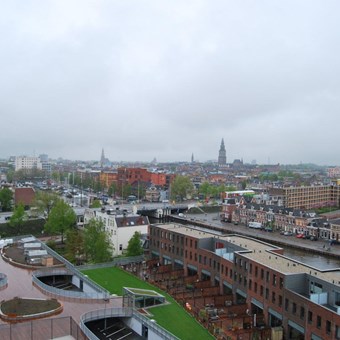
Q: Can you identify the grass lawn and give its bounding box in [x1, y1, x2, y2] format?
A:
[82, 267, 213, 340]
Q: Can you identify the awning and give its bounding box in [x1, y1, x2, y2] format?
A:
[236, 289, 247, 298]
[268, 308, 282, 320]
[288, 320, 304, 334]
[223, 280, 232, 289]
[251, 298, 263, 309]
[311, 334, 323, 340]
[214, 276, 220, 282]
[187, 264, 197, 271]
[151, 251, 159, 256]
[163, 255, 171, 260]
[201, 269, 211, 276]
[174, 259, 183, 265]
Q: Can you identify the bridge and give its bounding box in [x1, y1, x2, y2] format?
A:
[136, 203, 189, 219]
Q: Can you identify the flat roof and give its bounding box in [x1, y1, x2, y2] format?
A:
[153, 223, 340, 286]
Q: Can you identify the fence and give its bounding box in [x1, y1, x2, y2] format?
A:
[32, 268, 110, 301]
[76, 255, 145, 271]
[39, 241, 111, 298]
[0, 316, 86, 340]
[80, 307, 133, 339]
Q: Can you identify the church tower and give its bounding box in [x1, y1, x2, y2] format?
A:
[218, 139, 227, 165]
[100, 148, 105, 168]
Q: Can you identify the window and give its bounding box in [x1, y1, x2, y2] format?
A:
[119, 244, 123, 251]
[266, 271, 270, 282]
[265, 288, 269, 300]
[254, 282, 257, 293]
[285, 298, 289, 311]
[260, 285, 264, 296]
[261, 269, 264, 279]
[300, 307, 305, 320]
[292, 303, 297, 314]
[308, 311, 313, 324]
[249, 263, 252, 274]
[279, 295, 282, 307]
[317, 315, 321, 329]
[273, 274, 277, 286]
[272, 292, 276, 303]
[255, 266, 258, 277]
[249, 279, 252, 290]
[279, 277, 284, 289]
[326, 320, 331, 335]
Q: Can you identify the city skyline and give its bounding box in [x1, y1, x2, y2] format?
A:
[1, 1, 340, 165]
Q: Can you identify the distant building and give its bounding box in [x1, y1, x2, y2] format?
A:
[84, 208, 149, 256]
[14, 187, 35, 208]
[15, 156, 42, 171]
[218, 138, 227, 166]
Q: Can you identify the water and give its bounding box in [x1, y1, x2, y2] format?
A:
[283, 247, 340, 270]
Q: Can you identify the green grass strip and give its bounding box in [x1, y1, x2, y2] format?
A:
[82, 266, 213, 340]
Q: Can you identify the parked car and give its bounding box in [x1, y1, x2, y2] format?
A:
[284, 231, 293, 236]
[310, 236, 318, 241]
[296, 233, 304, 238]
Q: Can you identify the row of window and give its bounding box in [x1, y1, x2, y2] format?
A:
[236, 257, 284, 288]
[285, 299, 335, 335]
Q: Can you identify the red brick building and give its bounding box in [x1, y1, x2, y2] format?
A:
[149, 223, 340, 339]
[14, 187, 35, 207]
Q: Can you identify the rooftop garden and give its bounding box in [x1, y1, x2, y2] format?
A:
[82, 266, 213, 340]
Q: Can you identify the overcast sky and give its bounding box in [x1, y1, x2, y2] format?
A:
[1, 1, 340, 165]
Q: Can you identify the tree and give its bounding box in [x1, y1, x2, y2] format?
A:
[44, 199, 76, 243]
[0, 187, 13, 211]
[33, 191, 59, 218]
[83, 219, 113, 263]
[9, 202, 27, 234]
[65, 229, 84, 264]
[108, 182, 117, 197]
[170, 176, 194, 201]
[199, 182, 211, 199]
[126, 231, 144, 257]
[90, 199, 102, 208]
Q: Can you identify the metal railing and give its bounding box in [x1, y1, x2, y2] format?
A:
[32, 268, 110, 300]
[132, 310, 180, 340]
[80, 307, 180, 340]
[0, 316, 86, 340]
[76, 255, 144, 271]
[39, 242, 111, 297]
[80, 307, 133, 340]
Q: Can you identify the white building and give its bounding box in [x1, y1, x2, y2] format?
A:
[84, 208, 149, 256]
[15, 156, 43, 171]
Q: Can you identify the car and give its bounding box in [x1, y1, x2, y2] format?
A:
[284, 231, 293, 236]
[296, 233, 304, 238]
[310, 236, 318, 241]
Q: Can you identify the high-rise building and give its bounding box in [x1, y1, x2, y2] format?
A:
[218, 138, 227, 165]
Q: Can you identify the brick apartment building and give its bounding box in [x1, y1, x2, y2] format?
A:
[268, 185, 340, 210]
[149, 223, 340, 339]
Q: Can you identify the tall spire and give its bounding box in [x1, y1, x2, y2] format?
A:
[100, 148, 105, 167]
[218, 139, 227, 165]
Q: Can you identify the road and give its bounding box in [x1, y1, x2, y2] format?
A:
[180, 212, 340, 262]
